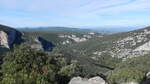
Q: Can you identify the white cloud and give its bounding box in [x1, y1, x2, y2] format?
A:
[92, 0, 150, 14]
[0, 0, 150, 27]
[0, 0, 150, 15]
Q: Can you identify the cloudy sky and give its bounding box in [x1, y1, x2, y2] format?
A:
[0, 0, 150, 28]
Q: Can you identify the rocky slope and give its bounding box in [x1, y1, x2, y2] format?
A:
[21, 29, 103, 46]
[29, 37, 55, 51]
[59, 26, 150, 81]
[0, 24, 22, 48]
[64, 26, 150, 60]
[0, 24, 54, 52]
[68, 72, 150, 84]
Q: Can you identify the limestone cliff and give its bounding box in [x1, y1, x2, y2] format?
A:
[0, 25, 22, 49]
[30, 37, 55, 51]
[0, 31, 9, 48]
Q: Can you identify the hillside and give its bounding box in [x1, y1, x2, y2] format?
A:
[20, 28, 103, 46]
[57, 26, 150, 77]
[63, 26, 150, 59]
[0, 24, 23, 55]
[0, 25, 55, 55]
[18, 27, 94, 33]
[1, 24, 150, 84]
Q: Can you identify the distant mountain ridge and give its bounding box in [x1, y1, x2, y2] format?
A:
[18, 27, 94, 33]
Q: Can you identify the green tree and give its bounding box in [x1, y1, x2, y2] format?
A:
[0, 44, 83, 84]
[1, 44, 56, 84]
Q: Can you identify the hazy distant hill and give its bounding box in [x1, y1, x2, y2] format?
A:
[18, 27, 94, 33]
[90, 26, 143, 33]
[19, 27, 103, 46]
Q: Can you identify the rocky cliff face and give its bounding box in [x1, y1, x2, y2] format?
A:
[0, 24, 54, 51]
[0, 26, 22, 48]
[90, 27, 150, 60]
[30, 37, 55, 51]
[0, 25, 22, 56]
[0, 31, 9, 48]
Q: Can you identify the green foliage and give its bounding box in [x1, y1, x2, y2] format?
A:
[58, 61, 83, 77]
[107, 54, 150, 84]
[0, 48, 9, 57]
[0, 44, 82, 84]
[21, 29, 99, 46]
[98, 52, 121, 68]
[1, 24, 150, 84]
[1, 44, 55, 84]
[108, 68, 144, 84]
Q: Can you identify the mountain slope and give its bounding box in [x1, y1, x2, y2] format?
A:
[20, 28, 103, 46]
[0, 24, 23, 55]
[58, 26, 150, 76]
[64, 26, 150, 59]
[0, 24, 55, 55]
[1, 24, 150, 84]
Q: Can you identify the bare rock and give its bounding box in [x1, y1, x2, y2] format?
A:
[30, 37, 55, 51]
[146, 72, 150, 79]
[0, 30, 19, 48]
[88, 76, 107, 84]
[121, 82, 138, 84]
[0, 31, 9, 48]
[68, 76, 107, 84]
[134, 41, 150, 51]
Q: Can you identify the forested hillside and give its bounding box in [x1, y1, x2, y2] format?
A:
[1, 24, 150, 84]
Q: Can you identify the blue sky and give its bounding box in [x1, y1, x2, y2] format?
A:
[0, 0, 150, 28]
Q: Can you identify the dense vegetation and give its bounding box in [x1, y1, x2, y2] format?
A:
[0, 44, 84, 84]
[107, 54, 150, 84]
[20, 28, 99, 45]
[1, 43, 150, 84]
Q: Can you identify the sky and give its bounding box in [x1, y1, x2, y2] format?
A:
[0, 0, 150, 28]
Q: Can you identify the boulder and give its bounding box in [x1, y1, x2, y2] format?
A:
[88, 76, 107, 84]
[146, 72, 150, 79]
[121, 82, 138, 84]
[68, 76, 107, 84]
[141, 72, 150, 84]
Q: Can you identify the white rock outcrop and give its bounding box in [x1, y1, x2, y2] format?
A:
[0, 31, 9, 48]
[0, 30, 17, 48]
[146, 72, 150, 79]
[141, 72, 150, 84]
[68, 76, 107, 84]
[30, 37, 54, 51]
[134, 41, 150, 51]
[59, 34, 87, 43]
[121, 82, 139, 84]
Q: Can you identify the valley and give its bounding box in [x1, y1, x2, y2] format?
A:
[0, 24, 150, 84]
